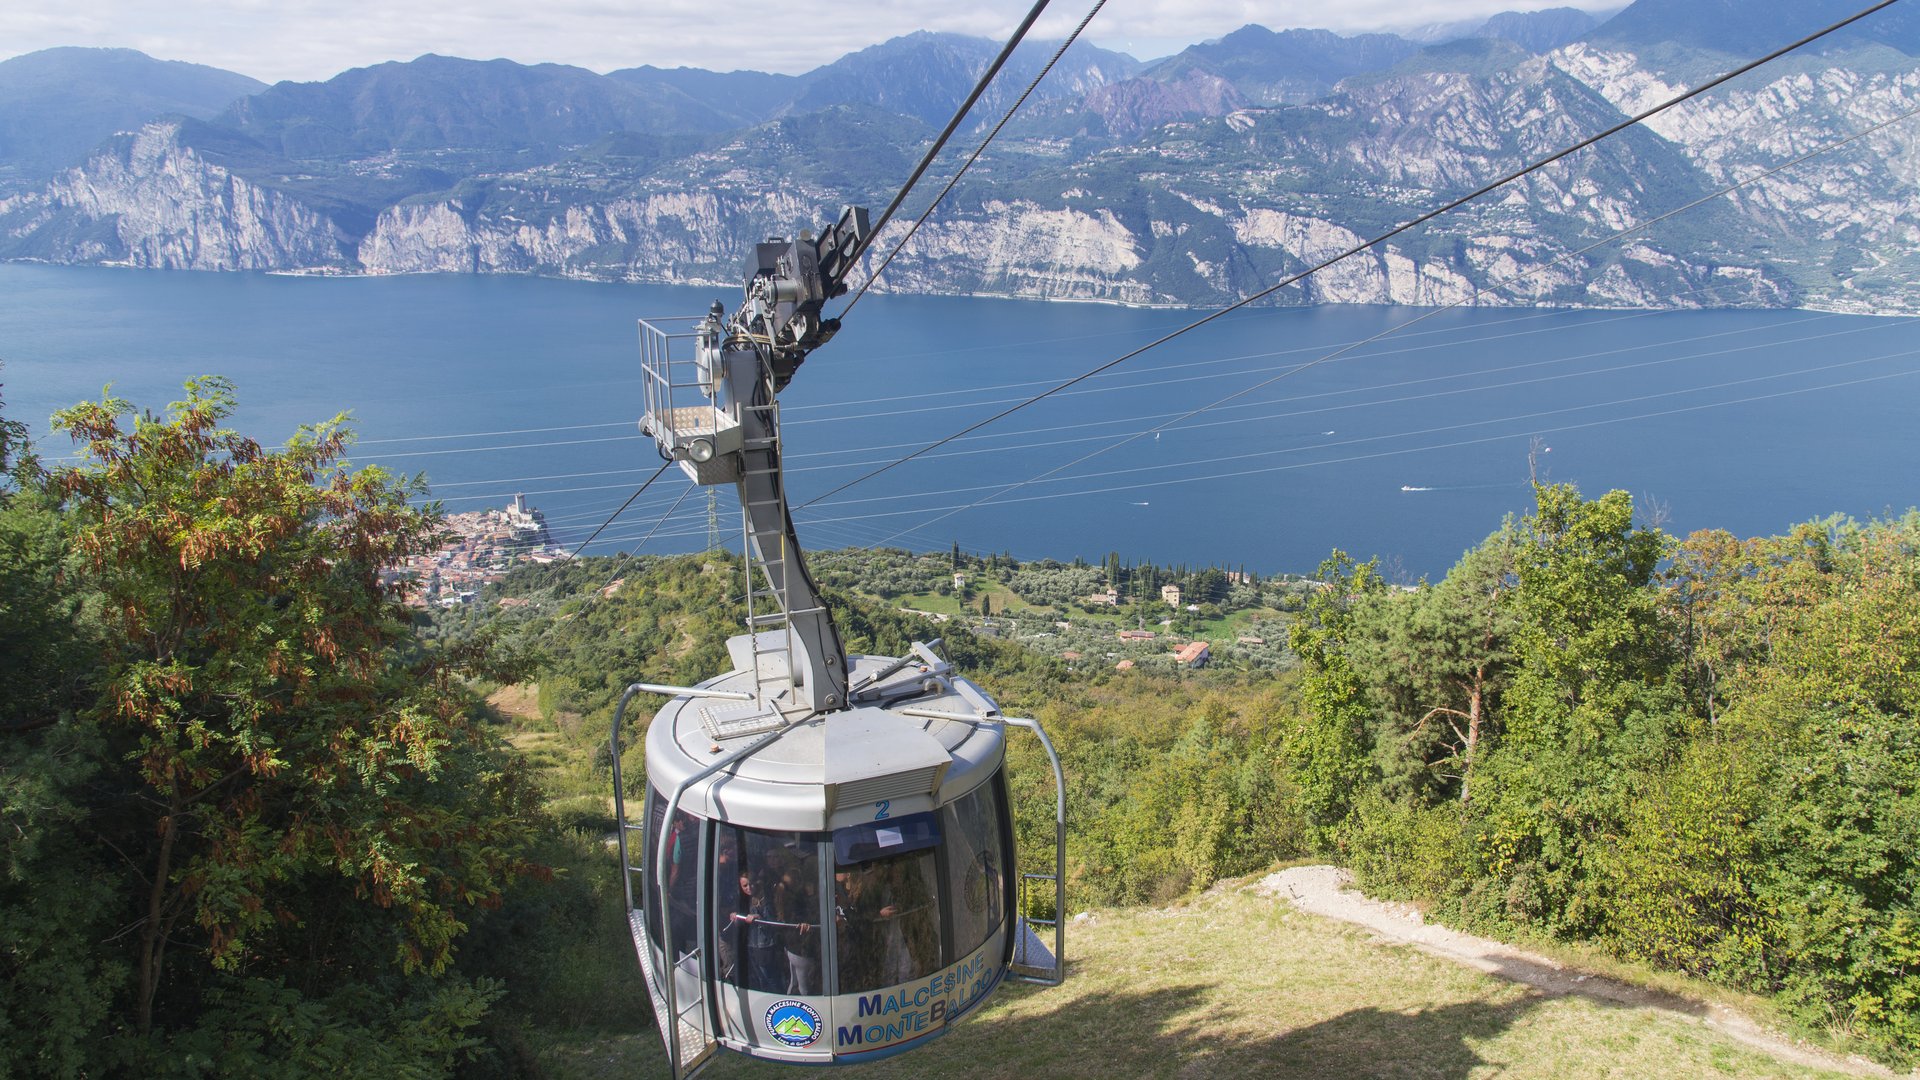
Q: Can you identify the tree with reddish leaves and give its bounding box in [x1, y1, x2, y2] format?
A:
[44, 377, 544, 1057]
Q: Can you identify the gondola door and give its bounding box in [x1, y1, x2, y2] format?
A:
[641, 791, 720, 1079]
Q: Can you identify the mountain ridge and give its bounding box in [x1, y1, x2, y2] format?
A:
[2, 2, 1917, 313]
[0, 47, 264, 190]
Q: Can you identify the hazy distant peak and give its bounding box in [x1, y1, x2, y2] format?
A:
[1477, 8, 1605, 52]
[1585, 0, 1920, 56]
[1141, 23, 1421, 106]
[1397, 6, 1606, 52]
[0, 45, 264, 91]
[0, 47, 265, 184]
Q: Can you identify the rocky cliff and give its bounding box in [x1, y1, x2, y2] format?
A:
[0, 122, 349, 269]
[1, 25, 1915, 314]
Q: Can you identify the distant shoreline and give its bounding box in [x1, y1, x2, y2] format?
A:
[220, 264, 1919, 319]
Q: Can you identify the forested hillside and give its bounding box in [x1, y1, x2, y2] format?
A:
[445, 478, 1920, 1065]
[1304, 488, 1920, 1063]
[4, 379, 1916, 1073]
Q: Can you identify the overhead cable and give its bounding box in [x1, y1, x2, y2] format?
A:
[421, 308, 1871, 513]
[851, 0, 1056, 269]
[797, 0, 1910, 514]
[841, 0, 1110, 316]
[567, 460, 672, 560]
[851, 102, 1920, 546]
[590, 480, 699, 594]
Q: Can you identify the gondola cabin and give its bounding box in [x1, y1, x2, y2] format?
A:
[610, 212, 1065, 1079]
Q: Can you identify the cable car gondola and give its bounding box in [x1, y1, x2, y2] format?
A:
[609, 208, 1067, 1079]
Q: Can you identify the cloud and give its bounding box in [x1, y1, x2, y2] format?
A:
[0, 0, 1616, 82]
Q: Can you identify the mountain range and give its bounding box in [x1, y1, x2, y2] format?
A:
[1, 0, 1916, 314]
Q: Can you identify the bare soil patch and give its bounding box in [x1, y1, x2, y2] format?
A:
[487, 682, 543, 722]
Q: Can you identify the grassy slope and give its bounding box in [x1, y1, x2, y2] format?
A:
[529, 884, 1851, 1079]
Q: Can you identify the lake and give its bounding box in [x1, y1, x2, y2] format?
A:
[3, 263, 1917, 579]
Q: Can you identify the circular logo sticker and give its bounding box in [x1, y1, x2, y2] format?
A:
[765, 999, 823, 1048]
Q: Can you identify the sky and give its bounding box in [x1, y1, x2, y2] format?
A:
[0, 0, 1620, 84]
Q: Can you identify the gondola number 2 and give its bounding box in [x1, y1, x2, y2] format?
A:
[873, 800, 891, 820]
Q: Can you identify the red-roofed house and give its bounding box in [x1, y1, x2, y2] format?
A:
[1173, 641, 1211, 669]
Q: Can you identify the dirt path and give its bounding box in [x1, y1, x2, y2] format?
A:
[1256, 866, 1892, 1078]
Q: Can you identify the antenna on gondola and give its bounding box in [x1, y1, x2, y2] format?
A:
[611, 207, 1068, 1078]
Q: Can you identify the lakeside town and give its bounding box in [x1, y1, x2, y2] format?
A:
[386, 494, 568, 607]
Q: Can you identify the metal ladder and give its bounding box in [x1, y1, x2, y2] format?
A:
[737, 390, 799, 700]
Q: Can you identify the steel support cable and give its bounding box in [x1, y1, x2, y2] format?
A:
[414, 306, 1687, 493]
[844, 102, 1920, 547]
[367, 300, 1719, 478]
[590, 481, 700, 595]
[425, 305, 1861, 512]
[608, 357, 1916, 540]
[786, 317, 1887, 478]
[392, 312, 1619, 493]
[615, 361, 1914, 540]
[389, 284, 1746, 489]
[858, 363, 1920, 518]
[702, 331, 1917, 520]
[912, 344, 1920, 493]
[567, 460, 672, 560]
[786, 288, 1814, 434]
[579, 348, 1920, 546]
[796, 0, 1910, 515]
[803, 310, 1891, 488]
[591, 346, 1919, 544]
[422, 307, 1865, 520]
[786, 309, 1843, 464]
[346, 290, 1740, 475]
[790, 293, 1728, 414]
[851, 0, 1056, 272]
[841, 0, 1110, 316]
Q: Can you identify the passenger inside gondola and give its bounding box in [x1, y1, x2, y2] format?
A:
[713, 830, 740, 980]
[720, 827, 822, 994]
[776, 868, 819, 993]
[833, 814, 944, 992]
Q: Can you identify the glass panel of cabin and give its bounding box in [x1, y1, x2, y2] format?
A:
[714, 823, 826, 994]
[943, 780, 1009, 958]
[645, 786, 701, 958]
[832, 813, 945, 992]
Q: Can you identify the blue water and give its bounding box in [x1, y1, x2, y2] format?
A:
[3, 264, 1918, 578]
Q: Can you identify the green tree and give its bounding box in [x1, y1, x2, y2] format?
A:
[0, 375, 123, 1077]
[44, 378, 545, 1052]
[1350, 528, 1519, 806]
[1676, 517, 1920, 1057]
[1286, 550, 1383, 841]
[1475, 483, 1678, 934]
